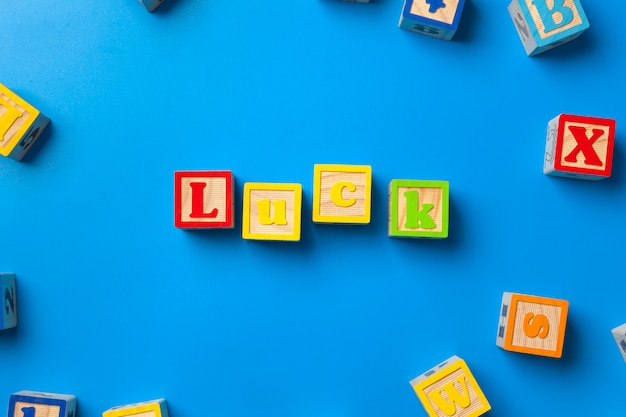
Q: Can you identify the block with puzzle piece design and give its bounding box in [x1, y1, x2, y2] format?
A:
[496, 292, 569, 358]
[174, 170, 235, 229]
[543, 114, 615, 180]
[103, 398, 169, 417]
[8, 390, 77, 417]
[398, 0, 465, 40]
[0, 83, 50, 161]
[388, 179, 449, 238]
[1, 272, 17, 330]
[508, 0, 589, 56]
[243, 182, 302, 241]
[312, 164, 371, 224]
[611, 323, 626, 363]
[410, 356, 491, 417]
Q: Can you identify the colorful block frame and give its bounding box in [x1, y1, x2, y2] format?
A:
[398, 0, 465, 41]
[388, 179, 449, 238]
[410, 356, 491, 417]
[242, 182, 302, 241]
[103, 398, 169, 417]
[543, 114, 615, 180]
[0, 83, 50, 161]
[312, 164, 371, 224]
[8, 390, 77, 417]
[1, 273, 17, 330]
[174, 170, 234, 229]
[496, 292, 569, 358]
[508, 0, 589, 56]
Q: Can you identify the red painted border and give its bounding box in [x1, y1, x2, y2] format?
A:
[174, 170, 234, 229]
[554, 114, 616, 177]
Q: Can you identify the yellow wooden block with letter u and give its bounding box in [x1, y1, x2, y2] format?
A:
[242, 182, 302, 241]
[0, 83, 50, 161]
[410, 356, 490, 417]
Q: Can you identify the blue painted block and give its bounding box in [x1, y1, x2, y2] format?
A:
[138, 0, 165, 12]
[398, 0, 465, 41]
[8, 391, 77, 417]
[508, 0, 589, 56]
[1, 273, 17, 330]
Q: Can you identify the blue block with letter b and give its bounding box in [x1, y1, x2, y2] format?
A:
[508, 0, 589, 56]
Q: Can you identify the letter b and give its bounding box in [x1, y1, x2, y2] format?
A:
[532, 0, 574, 32]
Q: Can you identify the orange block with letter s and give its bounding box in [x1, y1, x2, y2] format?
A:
[496, 292, 569, 358]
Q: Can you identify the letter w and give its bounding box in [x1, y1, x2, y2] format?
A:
[564, 126, 604, 166]
[426, 376, 471, 416]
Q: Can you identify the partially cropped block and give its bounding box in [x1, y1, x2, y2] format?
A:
[312, 164, 371, 224]
[341, 0, 369, 3]
[138, 0, 165, 12]
[0, 83, 50, 161]
[1, 273, 17, 330]
[508, 0, 589, 56]
[242, 183, 302, 241]
[543, 114, 615, 180]
[103, 398, 169, 417]
[611, 323, 626, 363]
[398, 0, 465, 40]
[174, 170, 234, 229]
[388, 179, 449, 239]
[8, 390, 77, 417]
[410, 356, 490, 417]
[496, 292, 569, 358]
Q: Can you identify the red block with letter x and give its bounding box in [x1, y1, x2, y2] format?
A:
[543, 114, 616, 180]
[174, 170, 234, 229]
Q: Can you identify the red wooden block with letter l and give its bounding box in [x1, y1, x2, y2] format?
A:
[174, 170, 234, 229]
[543, 114, 616, 180]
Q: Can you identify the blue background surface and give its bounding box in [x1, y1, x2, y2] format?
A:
[1, 0, 626, 416]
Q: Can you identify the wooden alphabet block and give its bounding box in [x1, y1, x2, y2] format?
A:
[410, 356, 490, 417]
[8, 390, 77, 417]
[611, 323, 626, 363]
[312, 164, 371, 224]
[388, 179, 449, 239]
[242, 183, 302, 241]
[1, 272, 17, 330]
[103, 398, 169, 417]
[174, 170, 234, 229]
[137, 0, 165, 12]
[341, 0, 370, 3]
[508, 0, 589, 56]
[543, 114, 615, 180]
[496, 292, 569, 358]
[398, 0, 465, 41]
[0, 83, 50, 161]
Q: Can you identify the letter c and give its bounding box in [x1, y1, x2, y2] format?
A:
[330, 182, 357, 207]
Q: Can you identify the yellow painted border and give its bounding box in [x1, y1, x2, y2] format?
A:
[242, 182, 302, 241]
[103, 402, 162, 417]
[412, 358, 490, 417]
[0, 83, 40, 157]
[312, 164, 372, 224]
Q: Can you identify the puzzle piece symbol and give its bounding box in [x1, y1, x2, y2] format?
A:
[426, 0, 446, 13]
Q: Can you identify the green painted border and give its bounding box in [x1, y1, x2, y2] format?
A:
[389, 179, 449, 239]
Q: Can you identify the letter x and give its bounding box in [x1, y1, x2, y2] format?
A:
[564, 125, 604, 166]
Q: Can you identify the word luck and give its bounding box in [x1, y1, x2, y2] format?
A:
[174, 165, 450, 241]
